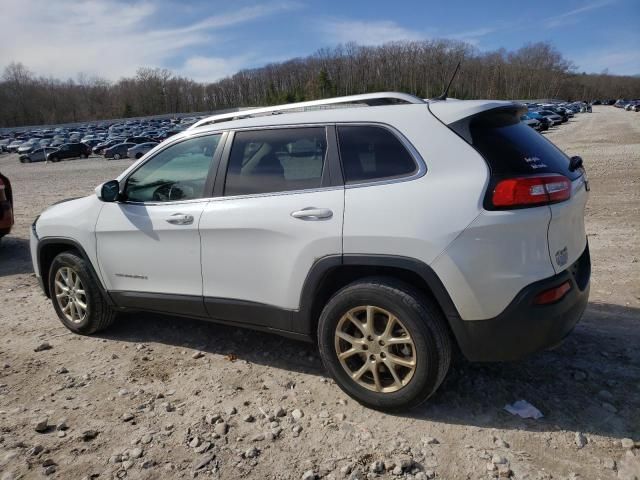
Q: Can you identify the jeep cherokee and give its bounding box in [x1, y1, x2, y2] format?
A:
[30, 93, 590, 410]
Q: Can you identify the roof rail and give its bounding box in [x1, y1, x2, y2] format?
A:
[188, 92, 425, 130]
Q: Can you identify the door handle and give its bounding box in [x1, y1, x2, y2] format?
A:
[166, 213, 194, 225]
[291, 207, 333, 220]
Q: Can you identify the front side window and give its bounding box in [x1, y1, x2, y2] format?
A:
[124, 134, 221, 202]
[337, 126, 417, 183]
[224, 127, 327, 196]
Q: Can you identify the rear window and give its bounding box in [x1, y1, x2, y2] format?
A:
[463, 108, 581, 180]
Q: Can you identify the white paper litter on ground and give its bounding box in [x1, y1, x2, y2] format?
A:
[504, 399, 544, 419]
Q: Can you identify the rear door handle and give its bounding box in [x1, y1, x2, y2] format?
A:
[166, 213, 194, 225]
[291, 208, 333, 220]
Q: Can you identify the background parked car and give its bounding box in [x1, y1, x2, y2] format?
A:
[125, 136, 156, 145]
[0, 171, 14, 242]
[46, 143, 92, 162]
[19, 146, 58, 163]
[525, 112, 550, 131]
[6, 140, 24, 153]
[537, 110, 563, 126]
[520, 115, 541, 130]
[93, 139, 125, 155]
[127, 142, 158, 159]
[104, 142, 135, 160]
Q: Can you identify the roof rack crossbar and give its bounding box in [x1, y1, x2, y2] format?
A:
[188, 92, 425, 129]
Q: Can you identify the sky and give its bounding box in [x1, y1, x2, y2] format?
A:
[1, 0, 638, 83]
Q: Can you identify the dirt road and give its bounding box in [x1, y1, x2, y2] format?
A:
[0, 106, 638, 480]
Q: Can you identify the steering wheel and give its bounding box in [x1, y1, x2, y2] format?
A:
[152, 183, 176, 201]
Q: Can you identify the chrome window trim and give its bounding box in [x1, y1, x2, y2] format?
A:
[209, 185, 344, 203]
[216, 122, 426, 200]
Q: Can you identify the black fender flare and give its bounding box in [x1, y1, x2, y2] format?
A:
[295, 254, 462, 336]
[37, 237, 114, 306]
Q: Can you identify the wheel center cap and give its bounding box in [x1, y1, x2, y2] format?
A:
[368, 342, 382, 355]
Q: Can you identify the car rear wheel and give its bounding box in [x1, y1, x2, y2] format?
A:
[135, 153, 142, 159]
[113, 153, 121, 160]
[49, 252, 116, 334]
[317, 278, 452, 411]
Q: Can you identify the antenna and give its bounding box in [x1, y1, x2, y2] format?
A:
[435, 61, 461, 101]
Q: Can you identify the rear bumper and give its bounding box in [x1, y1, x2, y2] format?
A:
[450, 243, 591, 362]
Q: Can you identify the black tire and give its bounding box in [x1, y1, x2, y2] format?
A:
[113, 153, 121, 160]
[48, 252, 116, 334]
[135, 153, 142, 159]
[317, 277, 452, 411]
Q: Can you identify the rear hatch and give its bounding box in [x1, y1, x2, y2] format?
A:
[434, 102, 588, 274]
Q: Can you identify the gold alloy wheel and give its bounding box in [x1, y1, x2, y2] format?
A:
[54, 267, 87, 324]
[334, 305, 417, 393]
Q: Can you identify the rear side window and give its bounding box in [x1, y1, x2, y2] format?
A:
[337, 125, 417, 183]
[224, 127, 326, 196]
[465, 109, 581, 180]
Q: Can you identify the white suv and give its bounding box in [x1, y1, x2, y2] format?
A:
[30, 93, 591, 410]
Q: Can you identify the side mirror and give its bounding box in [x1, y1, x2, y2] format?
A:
[98, 180, 120, 202]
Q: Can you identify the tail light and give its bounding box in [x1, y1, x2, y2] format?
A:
[534, 280, 571, 305]
[491, 174, 571, 209]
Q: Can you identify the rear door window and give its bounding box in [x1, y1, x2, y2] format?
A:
[463, 108, 581, 180]
[224, 127, 327, 196]
[337, 125, 417, 183]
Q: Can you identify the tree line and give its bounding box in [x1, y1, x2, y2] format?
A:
[1, 40, 638, 128]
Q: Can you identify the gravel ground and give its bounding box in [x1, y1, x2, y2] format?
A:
[0, 106, 638, 480]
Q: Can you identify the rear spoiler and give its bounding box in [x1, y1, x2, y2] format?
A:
[435, 104, 527, 145]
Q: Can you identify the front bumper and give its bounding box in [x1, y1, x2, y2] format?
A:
[450, 244, 591, 362]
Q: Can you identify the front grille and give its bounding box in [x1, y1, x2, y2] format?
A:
[569, 244, 591, 291]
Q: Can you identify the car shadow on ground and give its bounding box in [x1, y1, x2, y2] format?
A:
[0, 236, 33, 276]
[97, 302, 640, 440]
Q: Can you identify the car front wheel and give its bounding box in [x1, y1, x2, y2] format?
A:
[317, 278, 452, 411]
[113, 153, 121, 160]
[49, 252, 116, 334]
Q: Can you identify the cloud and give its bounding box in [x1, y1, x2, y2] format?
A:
[319, 19, 425, 45]
[179, 55, 256, 83]
[544, 0, 616, 28]
[446, 27, 495, 46]
[0, 0, 297, 81]
[572, 47, 640, 75]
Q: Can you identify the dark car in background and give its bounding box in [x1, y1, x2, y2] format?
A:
[0, 172, 14, 242]
[93, 139, 124, 155]
[104, 142, 135, 160]
[46, 142, 92, 162]
[125, 136, 156, 145]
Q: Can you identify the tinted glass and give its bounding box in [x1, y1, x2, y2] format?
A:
[124, 134, 220, 202]
[337, 126, 417, 183]
[466, 109, 581, 180]
[224, 128, 326, 196]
